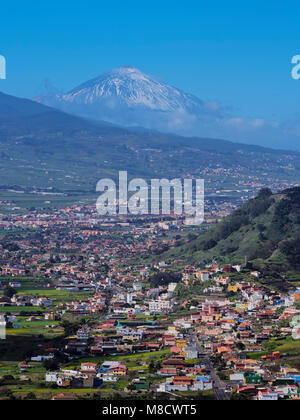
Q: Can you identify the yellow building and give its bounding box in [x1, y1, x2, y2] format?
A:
[176, 339, 187, 348]
[227, 284, 239, 293]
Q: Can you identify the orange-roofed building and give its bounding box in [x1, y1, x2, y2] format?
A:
[172, 377, 193, 386]
[217, 346, 233, 354]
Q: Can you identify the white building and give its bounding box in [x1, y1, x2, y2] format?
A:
[116, 326, 143, 339]
[98, 373, 119, 382]
[257, 391, 278, 401]
[31, 297, 53, 307]
[9, 281, 21, 288]
[31, 354, 54, 362]
[127, 293, 135, 304]
[158, 261, 168, 268]
[230, 373, 244, 383]
[45, 372, 58, 382]
[199, 271, 210, 282]
[159, 381, 212, 392]
[77, 328, 90, 341]
[168, 283, 177, 293]
[149, 299, 173, 313]
[184, 346, 198, 359]
[133, 282, 143, 292]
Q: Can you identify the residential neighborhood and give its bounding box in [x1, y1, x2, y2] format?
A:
[0, 204, 299, 401]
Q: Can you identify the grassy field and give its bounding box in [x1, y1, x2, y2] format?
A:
[247, 335, 300, 367]
[0, 288, 94, 314]
[17, 289, 94, 303]
[176, 389, 216, 399]
[0, 348, 174, 399]
[0, 306, 47, 313]
[64, 349, 171, 370]
[0, 276, 47, 289]
[273, 336, 300, 355]
[5, 319, 63, 338]
[0, 191, 96, 212]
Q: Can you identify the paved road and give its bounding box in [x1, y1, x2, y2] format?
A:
[190, 331, 228, 400]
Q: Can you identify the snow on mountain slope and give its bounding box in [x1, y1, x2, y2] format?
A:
[35, 66, 300, 150]
[64, 66, 202, 111]
[35, 66, 223, 132]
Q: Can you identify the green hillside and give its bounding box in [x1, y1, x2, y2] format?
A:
[162, 187, 300, 271]
[1, 92, 300, 198]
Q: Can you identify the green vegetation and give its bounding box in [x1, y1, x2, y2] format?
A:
[162, 187, 300, 282]
[247, 335, 300, 366]
[1, 92, 300, 208]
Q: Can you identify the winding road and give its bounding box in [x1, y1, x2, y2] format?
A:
[190, 331, 228, 400]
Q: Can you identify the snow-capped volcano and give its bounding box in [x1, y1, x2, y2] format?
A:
[35, 66, 223, 132]
[63, 66, 203, 112]
[32, 66, 300, 149]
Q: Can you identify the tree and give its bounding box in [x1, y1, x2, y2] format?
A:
[4, 286, 16, 299]
[3, 242, 20, 252]
[148, 360, 156, 373]
[155, 361, 161, 370]
[236, 342, 245, 351]
[230, 392, 249, 400]
[61, 320, 80, 337]
[258, 188, 272, 199]
[23, 392, 37, 400]
[0, 387, 16, 400]
[43, 359, 59, 371]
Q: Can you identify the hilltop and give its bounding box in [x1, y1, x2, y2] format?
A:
[162, 187, 300, 272]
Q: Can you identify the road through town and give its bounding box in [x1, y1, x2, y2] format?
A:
[190, 331, 228, 400]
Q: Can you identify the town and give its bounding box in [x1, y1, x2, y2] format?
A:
[0, 202, 299, 401]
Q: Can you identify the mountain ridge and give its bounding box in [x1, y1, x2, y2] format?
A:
[161, 187, 300, 277]
[0, 91, 300, 197]
[33, 66, 300, 151]
[37, 66, 205, 110]
[34, 66, 224, 132]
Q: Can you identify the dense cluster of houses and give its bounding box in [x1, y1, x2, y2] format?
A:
[0, 204, 300, 400]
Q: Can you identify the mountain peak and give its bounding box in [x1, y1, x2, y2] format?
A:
[35, 66, 212, 131]
[114, 65, 142, 73]
[36, 66, 205, 118]
[99, 65, 150, 82]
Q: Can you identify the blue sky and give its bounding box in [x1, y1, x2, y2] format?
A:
[0, 1, 300, 140]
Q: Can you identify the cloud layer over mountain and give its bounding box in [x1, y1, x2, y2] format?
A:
[35, 66, 300, 151]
